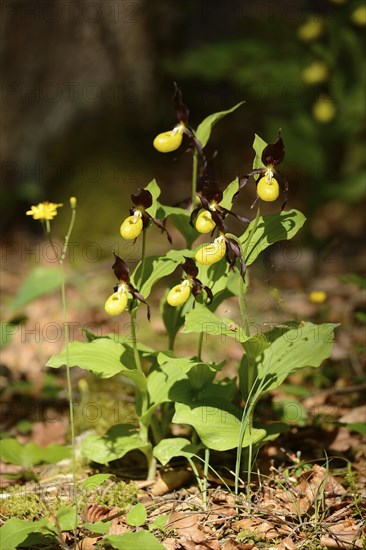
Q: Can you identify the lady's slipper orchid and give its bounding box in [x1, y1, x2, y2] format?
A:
[239, 133, 288, 209]
[167, 258, 213, 307]
[195, 232, 246, 278]
[104, 253, 150, 319]
[153, 83, 207, 181]
[120, 188, 172, 243]
[191, 181, 249, 234]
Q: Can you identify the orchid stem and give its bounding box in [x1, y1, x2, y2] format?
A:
[140, 230, 146, 287]
[191, 150, 198, 212]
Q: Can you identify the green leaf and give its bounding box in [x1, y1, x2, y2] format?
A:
[0, 518, 58, 549]
[41, 444, 71, 464]
[0, 438, 24, 466]
[83, 520, 111, 534]
[182, 304, 247, 342]
[157, 204, 198, 247]
[345, 422, 366, 436]
[149, 514, 168, 532]
[252, 133, 267, 172]
[47, 339, 147, 392]
[355, 312, 366, 324]
[240, 209, 306, 265]
[256, 322, 338, 394]
[144, 179, 161, 218]
[81, 424, 151, 465]
[0, 439, 70, 468]
[57, 506, 78, 531]
[220, 178, 240, 210]
[147, 356, 200, 406]
[153, 437, 199, 466]
[82, 473, 112, 491]
[195, 102, 245, 148]
[126, 503, 147, 527]
[105, 531, 165, 550]
[12, 267, 62, 308]
[131, 249, 191, 299]
[160, 289, 194, 348]
[339, 273, 366, 289]
[172, 402, 265, 451]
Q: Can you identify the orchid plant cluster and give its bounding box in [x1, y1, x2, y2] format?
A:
[45, 86, 336, 502]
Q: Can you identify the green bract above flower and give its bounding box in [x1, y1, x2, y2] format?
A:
[104, 253, 150, 319]
[167, 258, 213, 307]
[26, 201, 63, 220]
[238, 133, 288, 209]
[120, 188, 172, 243]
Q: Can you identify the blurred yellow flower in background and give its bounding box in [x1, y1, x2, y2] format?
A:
[351, 5, 366, 26]
[297, 18, 324, 41]
[309, 291, 328, 304]
[26, 201, 63, 220]
[302, 61, 329, 84]
[312, 96, 337, 123]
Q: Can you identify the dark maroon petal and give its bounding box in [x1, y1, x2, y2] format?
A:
[129, 285, 151, 321]
[131, 189, 153, 208]
[150, 216, 172, 244]
[219, 206, 250, 224]
[173, 82, 189, 125]
[112, 253, 130, 282]
[189, 205, 202, 227]
[202, 180, 223, 203]
[225, 238, 246, 278]
[196, 280, 213, 304]
[261, 136, 285, 167]
[184, 128, 207, 179]
[182, 257, 198, 278]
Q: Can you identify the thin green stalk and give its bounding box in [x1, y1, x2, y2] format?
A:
[130, 308, 143, 375]
[202, 447, 210, 511]
[140, 230, 146, 287]
[187, 457, 204, 495]
[191, 150, 198, 212]
[234, 205, 262, 501]
[239, 204, 262, 337]
[45, 201, 78, 546]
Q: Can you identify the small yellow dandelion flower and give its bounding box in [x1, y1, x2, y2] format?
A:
[309, 290, 327, 304]
[26, 201, 63, 220]
[69, 196, 77, 208]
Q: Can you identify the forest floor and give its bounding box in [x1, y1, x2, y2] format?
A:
[0, 207, 365, 549]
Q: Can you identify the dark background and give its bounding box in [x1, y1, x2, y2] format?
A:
[1, 0, 365, 245]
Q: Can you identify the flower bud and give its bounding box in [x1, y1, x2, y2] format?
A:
[195, 236, 226, 266]
[257, 177, 280, 202]
[120, 213, 143, 240]
[167, 281, 191, 307]
[69, 196, 77, 208]
[104, 291, 128, 315]
[153, 130, 183, 153]
[195, 210, 216, 234]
